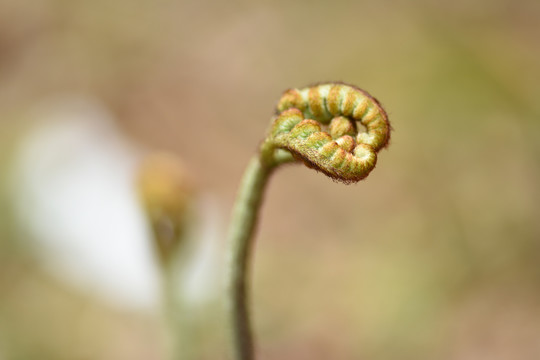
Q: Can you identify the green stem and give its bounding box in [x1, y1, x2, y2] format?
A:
[161, 263, 179, 360]
[226, 155, 276, 360]
[162, 261, 195, 360]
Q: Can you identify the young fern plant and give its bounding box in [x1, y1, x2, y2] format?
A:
[137, 152, 196, 360]
[226, 82, 391, 360]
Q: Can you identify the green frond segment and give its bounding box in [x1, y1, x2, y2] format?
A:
[271, 109, 303, 137]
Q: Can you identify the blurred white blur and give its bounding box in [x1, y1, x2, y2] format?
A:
[8, 96, 222, 310]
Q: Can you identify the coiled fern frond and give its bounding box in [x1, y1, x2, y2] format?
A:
[227, 82, 391, 360]
[262, 83, 390, 182]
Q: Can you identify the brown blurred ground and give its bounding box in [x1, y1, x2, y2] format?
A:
[1, 0, 540, 359]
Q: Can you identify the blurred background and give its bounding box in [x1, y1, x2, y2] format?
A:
[1, 0, 540, 359]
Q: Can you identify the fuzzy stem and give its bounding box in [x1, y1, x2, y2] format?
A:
[162, 264, 178, 360]
[161, 254, 198, 360]
[162, 263, 192, 360]
[226, 155, 277, 360]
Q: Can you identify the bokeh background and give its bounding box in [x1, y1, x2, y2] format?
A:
[1, 0, 540, 359]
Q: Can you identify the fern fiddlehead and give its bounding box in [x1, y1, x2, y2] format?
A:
[262, 83, 390, 181]
[137, 152, 197, 360]
[226, 83, 391, 360]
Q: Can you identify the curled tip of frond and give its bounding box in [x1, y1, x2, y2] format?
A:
[137, 151, 195, 264]
[265, 82, 391, 183]
[137, 152, 194, 212]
